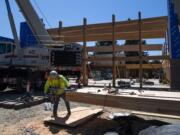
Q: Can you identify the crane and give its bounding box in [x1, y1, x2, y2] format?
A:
[0, 0, 82, 91]
[15, 0, 53, 45]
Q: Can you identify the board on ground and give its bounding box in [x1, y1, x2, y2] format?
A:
[44, 107, 103, 127]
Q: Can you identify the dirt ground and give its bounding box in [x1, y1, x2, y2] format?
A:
[0, 99, 180, 135]
[1, 86, 180, 135]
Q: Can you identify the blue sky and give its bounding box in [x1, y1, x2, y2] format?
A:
[0, 0, 167, 37]
[0, 0, 168, 55]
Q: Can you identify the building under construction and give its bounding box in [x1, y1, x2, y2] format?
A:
[0, 0, 180, 134]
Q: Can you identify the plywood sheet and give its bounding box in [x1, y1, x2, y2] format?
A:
[44, 107, 103, 127]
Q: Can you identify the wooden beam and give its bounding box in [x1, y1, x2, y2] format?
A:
[50, 22, 166, 36]
[132, 111, 180, 119]
[57, 16, 167, 32]
[87, 55, 169, 62]
[87, 56, 112, 61]
[51, 30, 166, 42]
[126, 64, 162, 69]
[87, 45, 162, 52]
[66, 92, 180, 116]
[118, 56, 169, 61]
[48, 16, 167, 42]
[48, 16, 167, 35]
[90, 64, 162, 69]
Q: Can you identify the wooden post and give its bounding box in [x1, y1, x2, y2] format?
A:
[83, 18, 88, 86]
[58, 21, 62, 40]
[112, 14, 116, 87]
[165, 29, 169, 55]
[138, 12, 143, 89]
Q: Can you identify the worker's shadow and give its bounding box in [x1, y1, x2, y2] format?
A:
[44, 114, 71, 134]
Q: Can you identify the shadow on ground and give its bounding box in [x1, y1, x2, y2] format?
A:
[43, 115, 169, 135]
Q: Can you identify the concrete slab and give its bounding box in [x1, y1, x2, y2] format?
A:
[70, 78, 170, 90]
[44, 107, 103, 127]
[74, 87, 179, 100]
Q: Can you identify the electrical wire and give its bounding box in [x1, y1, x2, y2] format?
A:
[32, 0, 52, 28]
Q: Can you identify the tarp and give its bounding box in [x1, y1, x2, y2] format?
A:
[168, 0, 180, 59]
[139, 124, 180, 135]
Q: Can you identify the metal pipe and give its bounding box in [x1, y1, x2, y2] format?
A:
[5, 0, 20, 50]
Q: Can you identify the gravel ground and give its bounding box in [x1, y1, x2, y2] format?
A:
[1, 89, 180, 135]
[0, 101, 180, 135]
[0, 101, 95, 135]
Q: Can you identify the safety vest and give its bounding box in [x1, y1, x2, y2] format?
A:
[44, 75, 69, 95]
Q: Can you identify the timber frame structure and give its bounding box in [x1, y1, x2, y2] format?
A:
[48, 13, 169, 88]
[46, 14, 180, 117]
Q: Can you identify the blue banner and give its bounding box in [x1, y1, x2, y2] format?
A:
[168, 0, 180, 59]
[20, 22, 37, 48]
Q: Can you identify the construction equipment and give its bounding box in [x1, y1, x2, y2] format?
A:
[0, 0, 82, 91]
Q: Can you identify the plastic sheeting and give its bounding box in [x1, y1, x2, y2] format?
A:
[139, 124, 180, 135]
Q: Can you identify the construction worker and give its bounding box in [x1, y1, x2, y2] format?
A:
[44, 70, 71, 117]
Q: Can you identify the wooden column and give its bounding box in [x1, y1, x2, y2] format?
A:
[165, 29, 169, 55]
[112, 15, 116, 87]
[83, 18, 88, 86]
[58, 21, 62, 39]
[138, 12, 143, 89]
